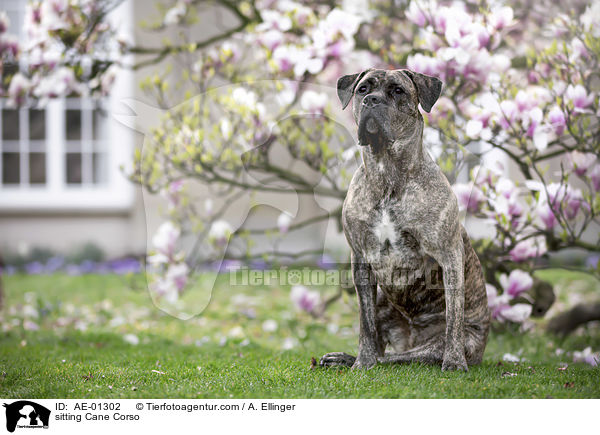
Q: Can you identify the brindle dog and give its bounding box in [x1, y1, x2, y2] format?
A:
[320, 69, 490, 371]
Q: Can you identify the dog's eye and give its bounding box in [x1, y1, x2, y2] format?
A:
[357, 85, 368, 94]
[394, 87, 404, 95]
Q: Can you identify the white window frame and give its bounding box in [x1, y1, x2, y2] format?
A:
[0, 0, 134, 213]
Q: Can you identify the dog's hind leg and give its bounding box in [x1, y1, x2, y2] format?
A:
[377, 339, 445, 365]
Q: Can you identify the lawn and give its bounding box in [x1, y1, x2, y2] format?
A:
[0, 270, 599, 399]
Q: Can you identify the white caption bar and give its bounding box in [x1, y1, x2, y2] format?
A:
[0, 399, 596, 435]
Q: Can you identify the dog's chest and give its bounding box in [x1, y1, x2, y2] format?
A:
[361, 200, 424, 270]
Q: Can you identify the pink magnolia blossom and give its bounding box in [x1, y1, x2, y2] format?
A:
[151, 221, 180, 261]
[300, 90, 328, 113]
[407, 53, 444, 79]
[0, 11, 8, 33]
[290, 285, 320, 313]
[547, 106, 566, 136]
[486, 283, 532, 323]
[277, 211, 293, 233]
[536, 202, 557, 230]
[471, 163, 501, 187]
[570, 38, 588, 60]
[509, 237, 547, 262]
[0, 33, 18, 57]
[405, 1, 428, 27]
[163, 1, 187, 26]
[572, 347, 599, 367]
[589, 164, 600, 191]
[258, 29, 284, 51]
[7, 73, 31, 106]
[165, 263, 189, 292]
[258, 10, 292, 32]
[499, 269, 533, 298]
[453, 183, 485, 213]
[498, 100, 518, 129]
[498, 304, 532, 323]
[165, 179, 185, 209]
[546, 183, 584, 220]
[567, 151, 597, 177]
[565, 84, 595, 113]
[489, 6, 514, 30]
[209, 220, 233, 247]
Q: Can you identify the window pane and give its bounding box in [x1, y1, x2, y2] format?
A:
[29, 109, 46, 140]
[92, 152, 107, 184]
[66, 109, 81, 140]
[66, 153, 82, 184]
[93, 109, 106, 140]
[2, 109, 19, 140]
[2, 152, 20, 184]
[29, 152, 46, 184]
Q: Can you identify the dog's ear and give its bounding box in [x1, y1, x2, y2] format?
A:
[403, 70, 443, 113]
[337, 70, 369, 110]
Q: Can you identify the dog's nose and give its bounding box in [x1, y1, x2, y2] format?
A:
[362, 94, 381, 107]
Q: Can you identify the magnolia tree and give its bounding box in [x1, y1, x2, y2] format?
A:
[2, 0, 599, 326]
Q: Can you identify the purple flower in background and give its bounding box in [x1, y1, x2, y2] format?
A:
[316, 254, 336, 270]
[25, 261, 45, 275]
[249, 259, 269, 270]
[586, 254, 600, 269]
[499, 269, 533, 298]
[45, 256, 65, 273]
[0, 265, 16, 276]
[78, 260, 98, 274]
[108, 258, 142, 275]
[214, 259, 243, 273]
[290, 285, 320, 313]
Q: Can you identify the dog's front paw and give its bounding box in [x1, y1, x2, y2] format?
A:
[442, 353, 468, 372]
[351, 355, 377, 370]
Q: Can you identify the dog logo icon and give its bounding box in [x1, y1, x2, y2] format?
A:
[3, 401, 50, 432]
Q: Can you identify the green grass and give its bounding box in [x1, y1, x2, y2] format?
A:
[1, 272, 599, 398]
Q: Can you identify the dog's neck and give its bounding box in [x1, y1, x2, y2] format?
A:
[361, 120, 426, 198]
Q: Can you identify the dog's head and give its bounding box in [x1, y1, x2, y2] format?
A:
[337, 69, 442, 153]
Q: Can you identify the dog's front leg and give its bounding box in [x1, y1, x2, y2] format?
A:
[439, 244, 468, 371]
[351, 251, 381, 369]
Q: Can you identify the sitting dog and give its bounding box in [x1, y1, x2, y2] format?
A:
[320, 69, 490, 371]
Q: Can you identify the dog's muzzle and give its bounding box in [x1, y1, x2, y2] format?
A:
[358, 109, 391, 154]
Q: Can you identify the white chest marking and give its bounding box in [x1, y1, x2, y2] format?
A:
[375, 209, 396, 245]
